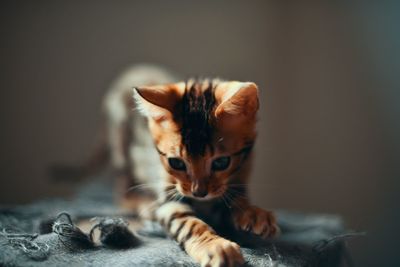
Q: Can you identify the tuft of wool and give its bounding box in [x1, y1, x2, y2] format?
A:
[52, 212, 95, 250]
[0, 230, 50, 261]
[90, 217, 141, 249]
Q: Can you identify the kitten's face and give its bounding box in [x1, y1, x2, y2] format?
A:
[134, 79, 259, 200]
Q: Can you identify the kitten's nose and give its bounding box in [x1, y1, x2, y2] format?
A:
[192, 183, 208, 198]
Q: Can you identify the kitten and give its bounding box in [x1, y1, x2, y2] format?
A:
[103, 65, 279, 267]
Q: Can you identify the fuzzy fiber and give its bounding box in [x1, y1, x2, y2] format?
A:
[0, 174, 352, 267]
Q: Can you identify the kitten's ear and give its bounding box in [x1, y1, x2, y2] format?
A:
[214, 82, 259, 124]
[133, 83, 184, 119]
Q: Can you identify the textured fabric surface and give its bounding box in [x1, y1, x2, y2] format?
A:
[0, 175, 351, 267]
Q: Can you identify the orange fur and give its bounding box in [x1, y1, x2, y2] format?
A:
[103, 68, 279, 267]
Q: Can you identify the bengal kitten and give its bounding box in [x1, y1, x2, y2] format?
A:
[103, 65, 279, 267]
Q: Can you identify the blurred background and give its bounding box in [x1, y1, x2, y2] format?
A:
[0, 1, 399, 266]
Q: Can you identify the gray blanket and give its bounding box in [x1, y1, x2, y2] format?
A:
[0, 176, 354, 267]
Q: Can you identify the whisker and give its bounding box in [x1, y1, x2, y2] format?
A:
[227, 187, 247, 199]
[138, 195, 165, 218]
[224, 191, 245, 213]
[178, 194, 185, 202]
[126, 184, 154, 193]
[220, 193, 232, 209]
[164, 188, 177, 195]
[137, 185, 185, 218]
[126, 182, 175, 193]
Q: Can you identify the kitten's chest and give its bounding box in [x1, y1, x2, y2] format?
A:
[184, 199, 233, 231]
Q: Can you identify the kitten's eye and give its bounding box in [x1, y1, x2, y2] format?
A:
[211, 156, 231, 171]
[168, 158, 186, 171]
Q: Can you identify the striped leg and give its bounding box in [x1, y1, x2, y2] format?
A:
[156, 202, 244, 267]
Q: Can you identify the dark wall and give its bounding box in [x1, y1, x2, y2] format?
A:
[1, 1, 399, 266]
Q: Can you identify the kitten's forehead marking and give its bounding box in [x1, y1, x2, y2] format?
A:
[179, 79, 217, 157]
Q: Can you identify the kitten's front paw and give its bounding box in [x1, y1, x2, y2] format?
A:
[198, 238, 244, 267]
[233, 206, 279, 238]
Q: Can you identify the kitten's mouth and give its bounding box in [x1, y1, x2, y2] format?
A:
[175, 184, 225, 201]
[191, 194, 218, 201]
[187, 190, 225, 201]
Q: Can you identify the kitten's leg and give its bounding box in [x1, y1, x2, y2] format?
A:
[157, 202, 244, 267]
[231, 197, 280, 239]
